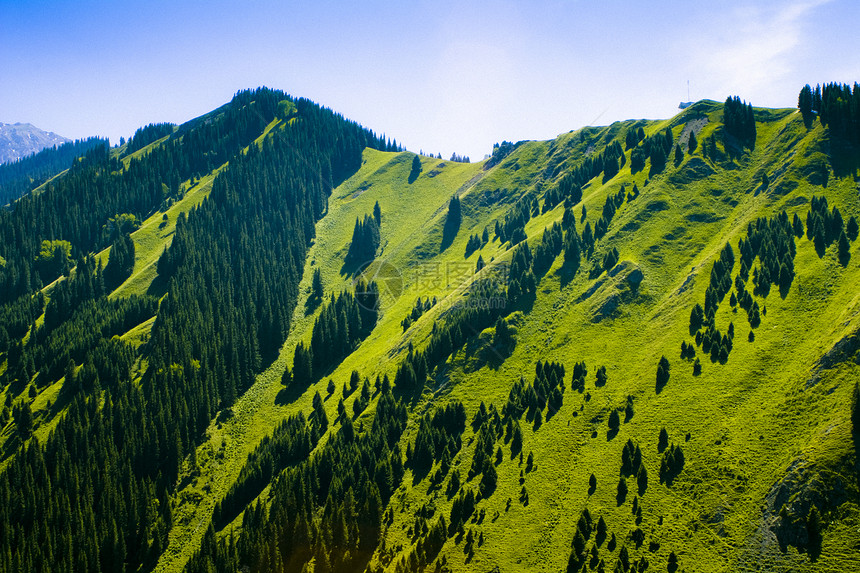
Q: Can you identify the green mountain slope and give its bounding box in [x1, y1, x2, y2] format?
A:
[175, 98, 860, 573]
[1, 88, 860, 573]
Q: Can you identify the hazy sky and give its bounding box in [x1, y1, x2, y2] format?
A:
[1, 0, 857, 160]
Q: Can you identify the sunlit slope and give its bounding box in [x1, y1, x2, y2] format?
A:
[295, 103, 858, 572]
[155, 149, 494, 571]
[398, 107, 860, 573]
[145, 101, 858, 572]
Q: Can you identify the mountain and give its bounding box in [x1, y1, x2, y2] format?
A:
[1, 85, 859, 573]
[0, 122, 70, 164]
[0, 136, 109, 206]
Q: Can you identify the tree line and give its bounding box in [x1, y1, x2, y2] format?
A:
[799, 82, 860, 143]
[0, 89, 392, 572]
[0, 136, 108, 206]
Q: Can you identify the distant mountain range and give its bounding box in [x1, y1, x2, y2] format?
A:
[0, 121, 69, 164]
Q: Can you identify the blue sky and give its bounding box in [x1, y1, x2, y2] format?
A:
[1, 0, 857, 160]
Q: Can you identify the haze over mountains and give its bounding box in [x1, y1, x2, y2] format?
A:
[0, 122, 70, 164]
[0, 84, 859, 573]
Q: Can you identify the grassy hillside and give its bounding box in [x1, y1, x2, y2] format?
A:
[154, 101, 860, 572]
[2, 93, 859, 573]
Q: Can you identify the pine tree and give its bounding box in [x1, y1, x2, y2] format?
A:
[373, 201, 382, 226]
[838, 229, 851, 266]
[637, 464, 648, 495]
[345, 215, 380, 266]
[674, 143, 684, 166]
[12, 401, 33, 439]
[63, 358, 77, 393]
[649, 144, 666, 175]
[596, 365, 607, 387]
[441, 195, 462, 250]
[608, 410, 620, 432]
[798, 84, 814, 128]
[617, 477, 628, 504]
[656, 356, 671, 391]
[311, 268, 324, 302]
[104, 232, 135, 289]
[688, 130, 698, 153]
[409, 154, 422, 182]
[668, 551, 679, 573]
[494, 316, 512, 347]
[292, 342, 313, 386]
[689, 303, 704, 333]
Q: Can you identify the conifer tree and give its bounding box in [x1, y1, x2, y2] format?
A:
[311, 267, 324, 302]
[104, 232, 135, 289]
[292, 342, 313, 386]
[596, 365, 607, 387]
[617, 477, 628, 504]
[608, 410, 620, 432]
[441, 195, 462, 251]
[373, 200, 382, 226]
[12, 400, 33, 439]
[798, 84, 814, 128]
[668, 551, 679, 573]
[409, 154, 422, 183]
[505, 422, 522, 459]
[494, 315, 512, 347]
[838, 229, 851, 266]
[649, 144, 666, 175]
[656, 356, 670, 391]
[345, 215, 381, 266]
[637, 464, 648, 495]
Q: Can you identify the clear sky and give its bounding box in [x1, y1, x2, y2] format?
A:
[1, 0, 857, 160]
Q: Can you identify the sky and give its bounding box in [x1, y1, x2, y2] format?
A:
[1, 0, 858, 161]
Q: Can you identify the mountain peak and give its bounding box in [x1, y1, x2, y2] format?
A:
[0, 121, 70, 164]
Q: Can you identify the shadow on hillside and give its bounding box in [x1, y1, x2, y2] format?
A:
[275, 380, 312, 406]
[779, 277, 793, 299]
[339, 257, 362, 278]
[392, 380, 423, 410]
[484, 340, 515, 369]
[410, 460, 432, 487]
[459, 334, 515, 373]
[304, 294, 322, 315]
[43, 382, 77, 425]
[145, 271, 170, 298]
[556, 258, 581, 289]
[828, 139, 860, 179]
[616, 483, 627, 506]
[439, 222, 459, 254]
[509, 288, 536, 315]
[0, 432, 23, 464]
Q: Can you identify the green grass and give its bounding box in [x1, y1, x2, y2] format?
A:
[8, 100, 859, 572]
[110, 168, 220, 299]
[310, 106, 860, 573]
